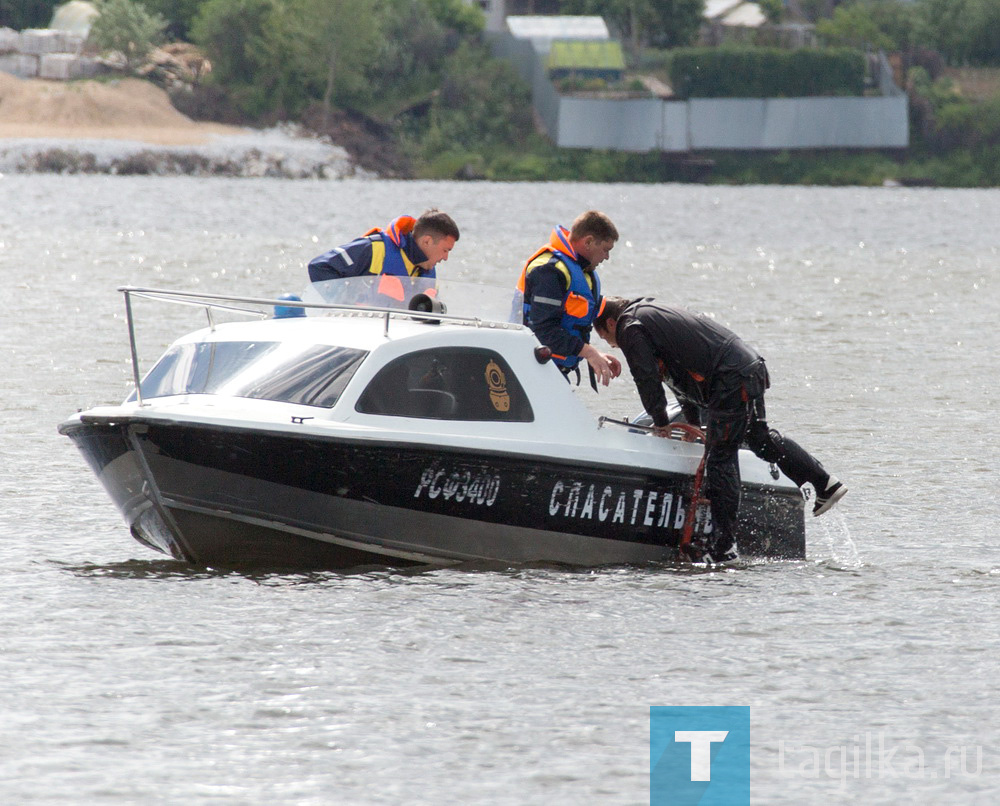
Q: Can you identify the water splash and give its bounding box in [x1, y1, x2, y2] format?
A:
[808, 508, 860, 566]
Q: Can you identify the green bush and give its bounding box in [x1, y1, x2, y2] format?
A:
[486, 151, 551, 181]
[192, 0, 304, 118]
[424, 0, 482, 36]
[915, 0, 1000, 67]
[816, 2, 896, 50]
[415, 149, 484, 179]
[137, 0, 205, 39]
[408, 42, 533, 156]
[89, 0, 167, 72]
[907, 65, 1000, 164]
[636, 48, 672, 73]
[705, 150, 902, 186]
[934, 97, 1000, 149]
[910, 148, 1000, 186]
[556, 76, 585, 93]
[669, 47, 866, 99]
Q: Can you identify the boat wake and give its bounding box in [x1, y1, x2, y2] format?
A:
[55, 558, 438, 582]
[55, 558, 227, 580]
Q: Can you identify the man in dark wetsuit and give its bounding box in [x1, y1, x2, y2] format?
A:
[594, 296, 847, 563]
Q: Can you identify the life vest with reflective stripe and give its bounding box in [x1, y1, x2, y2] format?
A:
[362, 215, 436, 302]
[517, 225, 600, 369]
[363, 215, 420, 277]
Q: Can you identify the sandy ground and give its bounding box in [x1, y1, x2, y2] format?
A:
[0, 121, 240, 143]
[0, 73, 360, 176]
[0, 73, 241, 143]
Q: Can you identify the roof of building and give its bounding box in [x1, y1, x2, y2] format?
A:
[722, 3, 767, 27]
[548, 40, 625, 72]
[703, 0, 744, 19]
[506, 15, 610, 41]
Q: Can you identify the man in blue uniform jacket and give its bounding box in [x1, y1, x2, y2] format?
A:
[517, 210, 621, 388]
[308, 209, 459, 303]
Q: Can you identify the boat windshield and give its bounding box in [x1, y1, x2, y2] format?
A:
[132, 341, 368, 407]
[302, 276, 522, 324]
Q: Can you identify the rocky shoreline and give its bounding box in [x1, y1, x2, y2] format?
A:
[0, 124, 366, 178]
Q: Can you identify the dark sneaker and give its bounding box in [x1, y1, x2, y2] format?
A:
[708, 541, 740, 564]
[813, 478, 847, 516]
[679, 535, 712, 564]
[679, 537, 739, 565]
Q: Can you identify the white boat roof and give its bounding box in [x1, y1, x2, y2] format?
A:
[176, 309, 525, 353]
[94, 284, 798, 491]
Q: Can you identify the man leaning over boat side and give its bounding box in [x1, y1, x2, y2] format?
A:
[308, 209, 459, 304]
[594, 296, 848, 564]
[516, 210, 621, 389]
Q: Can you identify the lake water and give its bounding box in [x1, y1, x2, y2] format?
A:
[2, 175, 998, 803]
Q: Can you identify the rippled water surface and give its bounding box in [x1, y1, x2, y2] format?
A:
[2, 176, 999, 803]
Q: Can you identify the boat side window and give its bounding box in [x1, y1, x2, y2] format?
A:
[355, 347, 533, 422]
[135, 341, 369, 407]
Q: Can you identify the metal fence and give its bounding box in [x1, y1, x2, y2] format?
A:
[490, 32, 909, 152]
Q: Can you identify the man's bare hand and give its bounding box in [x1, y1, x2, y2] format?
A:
[579, 343, 620, 386]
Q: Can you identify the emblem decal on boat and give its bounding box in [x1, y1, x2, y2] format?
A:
[414, 465, 501, 506]
[485, 360, 510, 412]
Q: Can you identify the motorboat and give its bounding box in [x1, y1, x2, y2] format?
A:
[58, 279, 806, 570]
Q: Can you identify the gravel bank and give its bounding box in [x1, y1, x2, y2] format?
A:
[0, 125, 365, 178]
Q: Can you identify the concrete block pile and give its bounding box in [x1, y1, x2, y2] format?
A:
[0, 27, 98, 80]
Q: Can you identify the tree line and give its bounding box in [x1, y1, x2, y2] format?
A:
[7, 1, 1000, 71]
[3, 0, 1000, 184]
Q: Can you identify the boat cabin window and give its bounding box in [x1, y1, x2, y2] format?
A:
[356, 347, 533, 422]
[135, 341, 368, 408]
